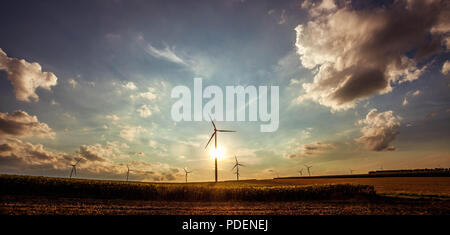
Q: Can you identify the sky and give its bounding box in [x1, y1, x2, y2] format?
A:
[0, 0, 449, 182]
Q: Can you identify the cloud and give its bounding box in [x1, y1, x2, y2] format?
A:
[0, 138, 180, 181]
[77, 141, 129, 162]
[279, 9, 287, 24]
[105, 114, 120, 121]
[290, 79, 300, 85]
[286, 141, 334, 159]
[145, 43, 186, 65]
[68, 78, 78, 88]
[0, 110, 55, 139]
[356, 109, 401, 151]
[148, 140, 157, 148]
[123, 81, 137, 90]
[443, 60, 450, 75]
[137, 87, 157, 100]
[119, 125, 147, 142]
[294, 0, 449, 110]
[137, 104, 152, 118]
[402, 89, 421, 106]
[0, 48, 58, 102]
[402, 98, 408, 106]
[142, 39, 216, 77]
[412, 90, 421, 96]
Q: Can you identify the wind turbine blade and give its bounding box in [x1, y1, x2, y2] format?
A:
[209, 114, 216, 130]
[205, 132, 215, 149]
[238, 164, 245, 167]
[232, 164, 237, 170]
[217, 129, 236, 132]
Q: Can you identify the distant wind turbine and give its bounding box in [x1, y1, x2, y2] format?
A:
[205, 115, 236, 183]
[232, 155, 245, 181]
[304, 164, 312, 176]
[69, 158, 81, 179]
[349, 169, 355, 174]
[184, 168, 192, 183]
[298, 168, 303, 176]
[126, 164, 132, 181]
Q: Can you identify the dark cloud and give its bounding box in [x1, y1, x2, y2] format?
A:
[286, 141, 334, 159]
[295, 0, 449, 110]
[0, 48, 57, 102]
[0, 110, 55, 138]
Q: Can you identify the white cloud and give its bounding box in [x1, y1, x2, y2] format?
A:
[356, 109, 401, 151]
[138, 87, 157, 100]
[294, 0, 448, 111]
[412, 90, 421, 96]
[105, 114, 120, 121]
[402, 98, 409, 106]
[137, 104, 152, 118]
[279, 9, 287, 24]
[145, 43, 186, 65]
[148, 140, 157, 148]
[290, 79, 300, 85]
[123, 81, 137, 90]
[443, 60, 450, 75]
[68, 78, 78, 88]
[119, 125, 147, 142]
[0, 48, 58, 102]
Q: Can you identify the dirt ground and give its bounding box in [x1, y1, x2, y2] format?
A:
[1, 196, 449, 215]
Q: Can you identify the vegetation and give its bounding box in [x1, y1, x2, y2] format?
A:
[0, 174, 375, 201]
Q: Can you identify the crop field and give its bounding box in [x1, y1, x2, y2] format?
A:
[1, 174, 450, 215]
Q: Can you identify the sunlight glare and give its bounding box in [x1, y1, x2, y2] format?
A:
[210, 146, 225, 160]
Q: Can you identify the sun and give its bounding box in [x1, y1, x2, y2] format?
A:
[210, 146, 225, 161]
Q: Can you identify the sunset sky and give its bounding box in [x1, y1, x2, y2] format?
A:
[0, 0, 449, 182]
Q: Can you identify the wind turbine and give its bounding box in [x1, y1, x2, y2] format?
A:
[205, 116, 236, 183]
[349, 169, 355, 174]
[232, 155, 245, 181]
[304, 164, 312, 176]
[298, 168, 303, 176]
[126, 164, 132, 181]
[184, 168, 192, 183]
[69, 158, 81, 179]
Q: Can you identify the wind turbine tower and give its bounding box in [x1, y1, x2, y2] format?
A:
[304, 165, 312, 176]
[184, 168, 192, 183]
[232, 155, 245, 181]
[205, 116, 236, 183]
[69, 158, 81, 179]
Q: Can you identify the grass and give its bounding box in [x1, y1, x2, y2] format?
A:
[0, 174, 376, 201]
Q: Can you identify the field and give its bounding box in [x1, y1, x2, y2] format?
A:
[1, 174, 450, 215]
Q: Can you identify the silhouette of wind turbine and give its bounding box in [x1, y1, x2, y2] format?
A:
[232, 155, 245, 181]
[126, 164, 132, 181]
[304, 164, 312, 176]
[298, 168, 303, 176]
[205, 116, 235, 183]
[349, 168, 355, 174]
[69, 158, 81, 179]
[184, 168, 192, 183]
